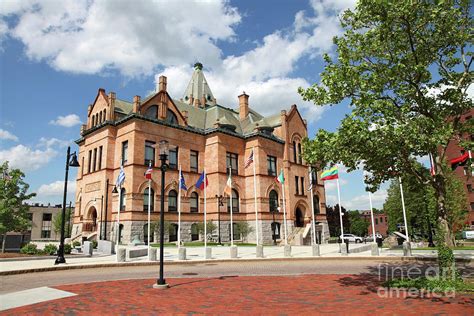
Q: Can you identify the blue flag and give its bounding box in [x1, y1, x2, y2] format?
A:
[180, 170, 187, 191]
[116, 165, 125, 187]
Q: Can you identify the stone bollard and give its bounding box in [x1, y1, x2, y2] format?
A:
[83, 241, 93, 257]
[371, 243, 379, 256]
[403, 241, 412, 257]
[230, 245, 238, 258]
[116, 247, 126, 262]
[149, 247, 157, 261]
[205, 247, 212, 259]
[312, 244, 320, 256]
[178, 247, 187, 260]
[284, 244, 292, 257]
[256, 245, 264, 258]
[341, 243, 348, 256]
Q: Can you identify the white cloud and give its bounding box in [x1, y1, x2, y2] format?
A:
[37, 180, 76, 197]
[0, 129, 18, 141]
[0, 144, 57, 172]
[324, 178, 348, 192]
[38, 137, 71, 148]
[343, 189, 388, 210]
[49, 114, 82, 127]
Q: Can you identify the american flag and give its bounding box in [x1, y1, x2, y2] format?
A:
[144, 164, 153, 180]
[244, 150, 254, 169]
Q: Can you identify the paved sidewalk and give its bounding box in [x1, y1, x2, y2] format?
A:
[1, 244, 472, 274]
[1, 275, 473, 314]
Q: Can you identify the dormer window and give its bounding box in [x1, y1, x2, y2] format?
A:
[145, 105, 158, 119]
[166, 110, 178, 125]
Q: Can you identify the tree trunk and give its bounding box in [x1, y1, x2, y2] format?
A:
[2, 233, 7, 253]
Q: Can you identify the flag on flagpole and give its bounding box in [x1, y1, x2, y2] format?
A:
[307, 183, 313, 191]
[224, 172, 232, 196]
[450, 151, 470, 170]
[321, 166, 338, 181]
[429, 153, 436, 176]
[244, 150, 254, 169]
[195, 171, 208, 190]
[179, 170, 187, 191]
[275, 169, 284, 184]
[116, 165, 125, 187]
[144, 164, 153, 180]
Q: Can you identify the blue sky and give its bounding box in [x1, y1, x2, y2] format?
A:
[0, 0, 388, 210]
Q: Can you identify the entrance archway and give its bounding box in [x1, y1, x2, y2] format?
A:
[91, 209, 97, 229]
[295, 208, 304, 227]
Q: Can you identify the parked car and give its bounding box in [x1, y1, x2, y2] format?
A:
[365, 233, 383, 242]
[341, 234, 363, 243]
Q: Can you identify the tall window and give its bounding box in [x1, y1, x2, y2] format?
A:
[168, 190, 177, 212]
[271, 222, 281, 239]
[93, 148, 97, 172]
[191, 223, 199, 241]
[143, 188, 154, 212]
[88, 150, 92, 173]
[226, 152, 238, 175]
[98, 146, 103, 170]
[293, 141, 297, 163]
[301, 177, 305, 195]
[166, 109, 178, 125]
[227, 189, 239, 213]
[267, 156, 276, 176]
[41, 213, 52, 238]
[122, 141, 128, 164]
[145, 105, 158, 119]
[310, 167, 318, 185]
[92, 115, 95, 127]
[295, 176, 299, 195]
[269, 190, 279, 212]
[298, 143, 302, 164]
[190, 150, 199, 172]
[120, 188, 126, 211]
[169, 147, 178, 170]
[313, 195, 320, 214]
[145, 141, 155, 166]
[190, 192, 199, 213]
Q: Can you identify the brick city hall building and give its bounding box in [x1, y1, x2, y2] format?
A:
[72, 63, 329, 245]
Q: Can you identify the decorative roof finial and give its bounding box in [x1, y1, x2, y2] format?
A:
[194, 62, 203, 70]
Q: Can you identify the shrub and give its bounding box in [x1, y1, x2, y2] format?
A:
[43, 244, 58, 255]
[92, 240, 98, 249]
[20, 243, 38, 255]
[72, 241, 81, 247]
[64, 244, 72, 254]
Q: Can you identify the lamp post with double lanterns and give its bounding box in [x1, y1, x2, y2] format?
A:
[55, 146, 80, 265]
[215, 195, 225, 245]
[154, 140, 169, 289]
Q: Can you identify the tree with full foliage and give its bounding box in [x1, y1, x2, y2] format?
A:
[299, 0, 472, 278]
[325, 204, 350, 237]
[0, 162, 36, 252]
[347, 211, 369, 237]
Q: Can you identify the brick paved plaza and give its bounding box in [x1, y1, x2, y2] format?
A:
[2, 274, 473, 315]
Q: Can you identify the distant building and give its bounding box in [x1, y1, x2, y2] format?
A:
[73, 63, 329, 245]
[444, 108, 473, 226]
[360, 211, 389, 237]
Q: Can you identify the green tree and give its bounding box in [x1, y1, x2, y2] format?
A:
[348, 211, 369, 237]
[325, 204, 350, 237]
[0, 162, 36, 252]
[196, 221, 217, 239]
[235, 222, 254, 242]
[299, 1, 472, 277]
[52, 206, 73, 237]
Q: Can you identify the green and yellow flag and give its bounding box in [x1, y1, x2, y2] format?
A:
[321, 166, 338, 181]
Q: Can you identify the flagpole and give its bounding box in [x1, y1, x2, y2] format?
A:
[336, 178, 344, 238]
[309, 167, 316, 245]
[369, 191, 376, 242]
[281, 169, 288, 246]
[147, 175, 151, 260]
[116, 183, 121, 259]
[204, 169, 207, 249]
[252, 148, 259, 245]
[229, 167, 234, 246]
[399, 177, 410, 242]
[178, 165, 182, 248]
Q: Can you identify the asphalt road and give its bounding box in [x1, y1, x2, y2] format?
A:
[2, 259, 473, 294]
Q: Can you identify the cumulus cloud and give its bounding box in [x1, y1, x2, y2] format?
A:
[37, 180, 76, 197]
[0, 129, 18, 141]
[0, 144, 57, 172]
[38, 137, 71, 148]
[324, 178, 348, 192]
[49, 114, 82, 127]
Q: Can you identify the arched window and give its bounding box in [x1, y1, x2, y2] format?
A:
[169, 224, 178, 242]
[313, 195, 320, 215]
[227, 189, 239, 213]
[119, 188, 126, 211]
[293, 141, 297, 163]
[269, 190, 279, 212]
[96, 114, 99, 126]
[190, 192, 199, 213]
[168, 190, 177, 212]
[144, 105, 158, 119]
[271, 222, 281, 239]
[191, 223, 199, 241]
[99, 111, 102, 124]
[118, 224, 124, 243]
[298, 143, 302, 164]
[92, 115, 95, 127]
[143, 188, 154, 212]
[103, 109, 107, 121]
[166, 109, 178, 125]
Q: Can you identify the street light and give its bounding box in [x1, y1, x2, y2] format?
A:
[92, 196, 103, 240]
[215, 195, 225, 245]
[55, 146, 79, 265]
[101, 179, 118, 241]
[154, 140, 169, 289]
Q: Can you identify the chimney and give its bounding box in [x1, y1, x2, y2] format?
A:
[158, 76, 167, 92]
[201, 95, 206, 107]
[133, 95, 141, 113]
[238, 92, 249, 120]
[108, 92, 116, 121]
[188, 94, 194, 105]
[182, 110, 188, 121]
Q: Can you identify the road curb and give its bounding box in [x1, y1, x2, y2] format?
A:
[2, 256, 471, 276]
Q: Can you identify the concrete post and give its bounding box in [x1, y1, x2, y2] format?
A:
[371, 243, 379, 256]
[116, 247, 126, 262]
[149, 247, 157, 261]
[205, 247, 212, 259]
[341, 243, 348, 256]
[256, 245, 264, 258]
[284, 244, 292, 257]
[178, 247, 187, 260]
[312, 244, 320, 256]
[230, 245, 238, 258]
[403, 241, 412, 256]
[83, 241, 93, 257]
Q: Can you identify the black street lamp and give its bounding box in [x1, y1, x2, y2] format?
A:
[93, 196, 104, 240]
[103, 179, 118, 241]
[55, 146, 79, 265]
[215, 195, 224, 245]
[272, 207, 278, 245]
[154, 140, 169, 289]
